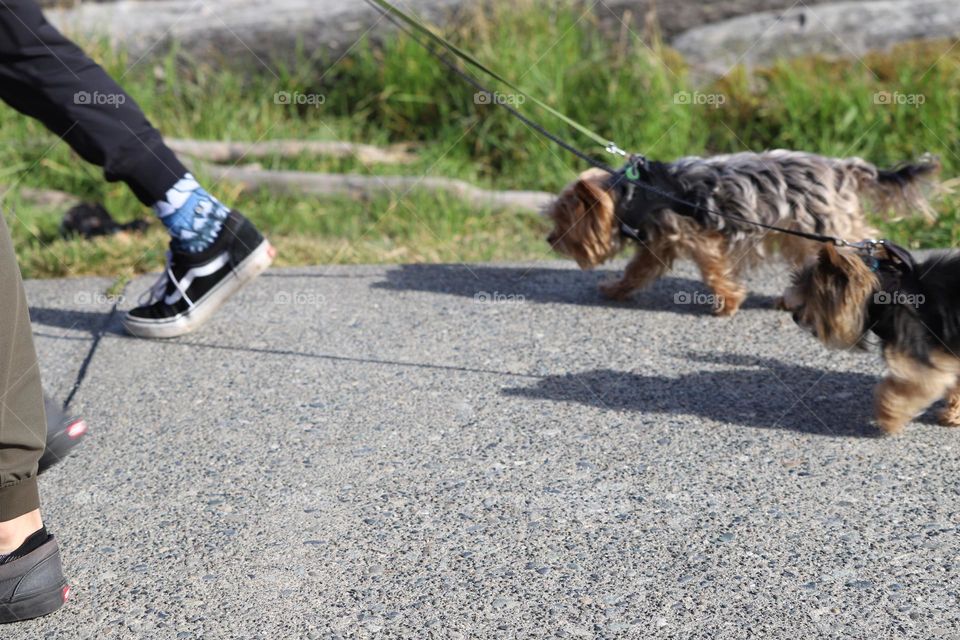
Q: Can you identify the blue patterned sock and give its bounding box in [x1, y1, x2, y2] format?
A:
[153, 174, 231, 253]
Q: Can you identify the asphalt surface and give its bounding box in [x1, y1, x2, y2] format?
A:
[15, 259, 960, 639]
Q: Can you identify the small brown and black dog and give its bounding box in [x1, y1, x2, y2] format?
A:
[783, 242, 960, 435]
[546, 150, 939, 315]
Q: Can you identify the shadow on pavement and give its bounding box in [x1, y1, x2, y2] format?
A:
[372, 264, 779, 313]
[502, 353, 887, 437]
[29, 306, 112, 334]
[29, 303, 935, 436]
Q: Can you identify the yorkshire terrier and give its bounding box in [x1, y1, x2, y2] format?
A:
[545, 150, 939, 315]
[784, 242, 960, 435]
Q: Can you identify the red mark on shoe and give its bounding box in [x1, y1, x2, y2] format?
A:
[61, 585, 71, 602]
[66, 420, 87, 439]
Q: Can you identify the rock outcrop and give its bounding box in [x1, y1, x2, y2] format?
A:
[672, 0, 960, 77]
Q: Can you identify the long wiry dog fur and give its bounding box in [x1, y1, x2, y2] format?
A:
[546, 150, 939, 316]
[784, 244, 960, 435]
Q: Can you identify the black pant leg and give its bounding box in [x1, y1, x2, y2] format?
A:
[0, 0, 188, 204]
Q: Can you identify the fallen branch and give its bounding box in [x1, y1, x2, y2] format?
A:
[2, 186, 80, 208]
[201, 164, 554, 213]
[167, 138, 418, 165]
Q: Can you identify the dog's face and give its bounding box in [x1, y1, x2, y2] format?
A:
[545, 168, 620, 269]
[783, 244, 880, 349]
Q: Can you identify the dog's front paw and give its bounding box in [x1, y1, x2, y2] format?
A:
[712, 293, 744, 317]
[599, 280, 634, 301]
[713, 301, 740, 317]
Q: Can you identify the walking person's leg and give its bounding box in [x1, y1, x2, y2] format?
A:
[0, 213, 69, 623]
[0, 0, 274, 339]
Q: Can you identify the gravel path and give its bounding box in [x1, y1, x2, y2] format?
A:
[16, 260, 960, 639]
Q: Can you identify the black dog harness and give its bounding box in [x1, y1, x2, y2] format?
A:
[859, 240, 917, 275]
[606, 155, 673, 243]
[860, 241, 923, 342]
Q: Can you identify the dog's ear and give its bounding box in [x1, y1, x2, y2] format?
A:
[818, 244, 845, 269]
[819, 243, 862, 271]
[573, 177, 603, 206]
[562, 175, 617, 268]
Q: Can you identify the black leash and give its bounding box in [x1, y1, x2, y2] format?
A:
[365, 0, 871, 250]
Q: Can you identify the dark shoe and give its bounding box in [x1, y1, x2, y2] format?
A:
[38, 395, 88, 476]
[0, 535, 69, 624]
[123, 211, 275, 339]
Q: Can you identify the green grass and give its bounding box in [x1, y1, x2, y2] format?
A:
[4, 1, 960, 279]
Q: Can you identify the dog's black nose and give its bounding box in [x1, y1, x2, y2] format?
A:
[547, 232, 558, 245]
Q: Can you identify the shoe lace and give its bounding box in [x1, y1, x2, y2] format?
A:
[139, 252, 195, 308]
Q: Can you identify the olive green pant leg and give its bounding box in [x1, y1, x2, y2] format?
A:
[0, 213, 44, 522]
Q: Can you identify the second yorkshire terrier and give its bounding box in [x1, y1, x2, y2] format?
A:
[545, 150, 939, 315]
[784, 242, 960, 435]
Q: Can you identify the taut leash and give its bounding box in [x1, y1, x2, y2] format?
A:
[366, 0, 628, 157]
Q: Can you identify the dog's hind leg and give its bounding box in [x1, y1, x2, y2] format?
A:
[690, 234, 747, 317]
[599, 242, 675, 301]
[875, 350, 958, 434]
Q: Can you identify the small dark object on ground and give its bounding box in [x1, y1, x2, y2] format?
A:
[60, 203, 149, 239]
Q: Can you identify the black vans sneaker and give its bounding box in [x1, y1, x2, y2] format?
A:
[123, 211, 275, 339]
[0, 535, 69, 624]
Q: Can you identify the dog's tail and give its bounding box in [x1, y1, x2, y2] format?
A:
[854, 154, 942, 222]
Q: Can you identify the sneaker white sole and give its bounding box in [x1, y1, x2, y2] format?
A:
[122, 240, 276, 339]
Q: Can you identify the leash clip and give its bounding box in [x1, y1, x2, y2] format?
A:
[605, 143, 628, 158]
[839, 238, 887, 272]
[837, 238, 884, 255]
